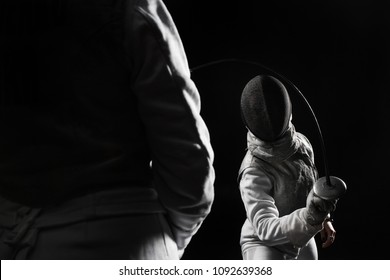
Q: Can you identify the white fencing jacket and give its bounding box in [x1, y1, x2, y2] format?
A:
[238, 123, 323, 258]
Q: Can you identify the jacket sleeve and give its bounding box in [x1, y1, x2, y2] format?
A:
[129, 0, 215, 255]
[239, 156, 322, 248]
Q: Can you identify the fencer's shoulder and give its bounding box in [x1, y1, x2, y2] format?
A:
[295, 132, 315, 160]
[241, 149, 253, 163]
[238, 150, 264, 181]
[295, 132, 313, 150]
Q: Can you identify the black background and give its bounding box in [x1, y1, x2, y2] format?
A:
[163, 0, 390, 260]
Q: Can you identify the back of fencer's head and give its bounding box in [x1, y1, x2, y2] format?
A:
[240, 75, 292, 142]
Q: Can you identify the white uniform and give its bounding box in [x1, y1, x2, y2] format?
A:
[239, 123, 324, 259]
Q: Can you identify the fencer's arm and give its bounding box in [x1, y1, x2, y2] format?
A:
[239, 164, 323, 248]
[130, 0, 215, 256]
[280, 188, 337, 248]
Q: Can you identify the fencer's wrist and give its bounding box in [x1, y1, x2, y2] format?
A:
[304, 208, 328, 226]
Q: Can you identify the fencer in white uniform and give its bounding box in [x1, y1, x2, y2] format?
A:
[238, 75, 337, 260]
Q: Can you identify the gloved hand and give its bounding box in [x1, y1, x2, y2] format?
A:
[305, 189, 337, 226]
